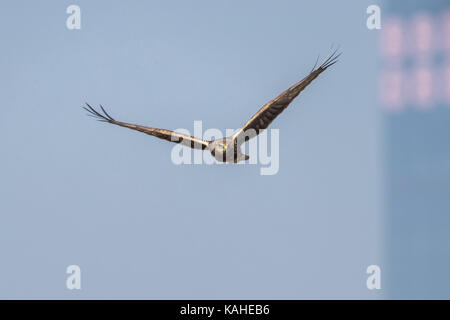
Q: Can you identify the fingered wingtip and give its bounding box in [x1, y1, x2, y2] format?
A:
[83, 103, 115, 122]
[319, 45, 342, 70]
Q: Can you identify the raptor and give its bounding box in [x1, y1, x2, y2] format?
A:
[84, 49, 340, 163]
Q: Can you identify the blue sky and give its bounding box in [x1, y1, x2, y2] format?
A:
[0, 0, 382, 298]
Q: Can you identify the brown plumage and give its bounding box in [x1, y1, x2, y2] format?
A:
[84, 48, 340, 163]
[232, 49, 341, 142]
[84, 104, 209, 150]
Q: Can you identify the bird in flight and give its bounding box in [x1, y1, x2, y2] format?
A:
[84, 49, 340, 163]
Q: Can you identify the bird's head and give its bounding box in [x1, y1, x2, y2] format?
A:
[215, 139, 230, 152]
[209, 138, 232, 157]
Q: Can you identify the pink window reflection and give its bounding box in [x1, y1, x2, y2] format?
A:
[411, 13, 433, 57]
[380, 18, 403, 59]
[412, 67, 433, 109]
[380, 70, 404, 112]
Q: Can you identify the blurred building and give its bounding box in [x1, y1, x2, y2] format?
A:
[380, 0, 450, 298]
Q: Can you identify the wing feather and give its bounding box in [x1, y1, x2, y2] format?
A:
[233, 48, 341, 143]
[84, 104, 209, 150]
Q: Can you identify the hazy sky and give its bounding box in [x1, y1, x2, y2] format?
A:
[0, 0, 382, 298]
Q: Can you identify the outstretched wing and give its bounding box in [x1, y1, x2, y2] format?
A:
[84, 104, 210, 150]
[232, 48, 341, 143]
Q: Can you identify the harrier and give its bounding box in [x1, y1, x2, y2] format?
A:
[84, 49, 340, 163]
